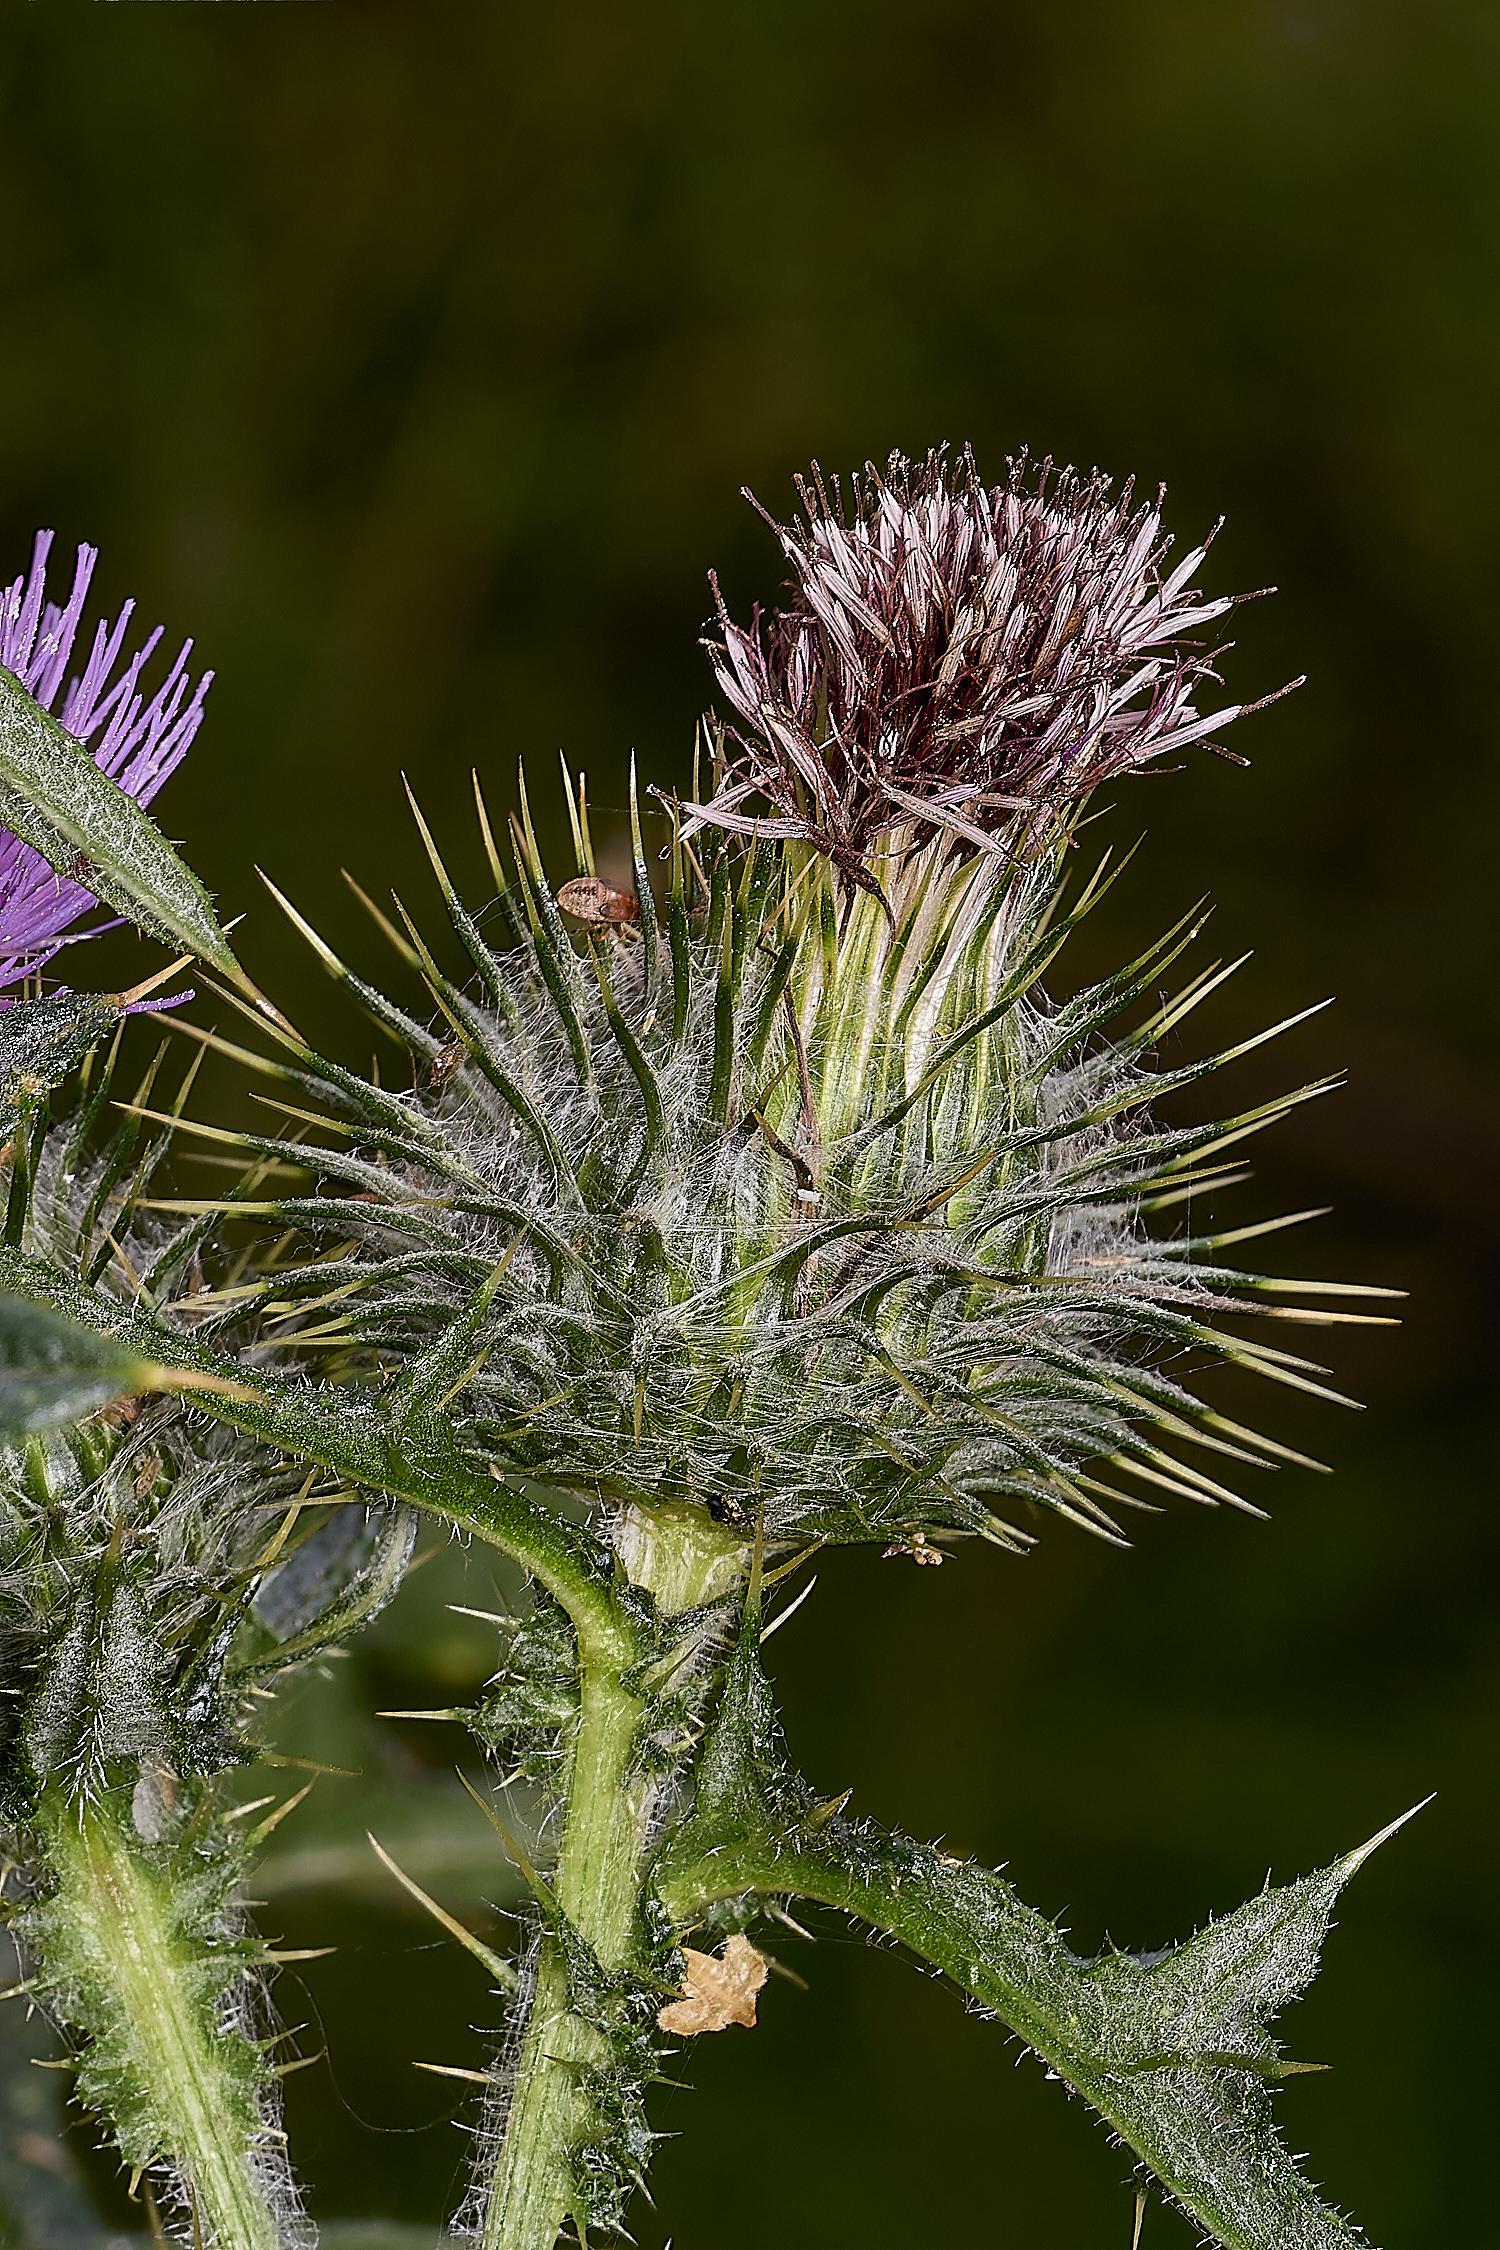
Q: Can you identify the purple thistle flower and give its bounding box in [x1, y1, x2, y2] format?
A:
[692, 447, 1298, 877]
[0, 529, 212, 995]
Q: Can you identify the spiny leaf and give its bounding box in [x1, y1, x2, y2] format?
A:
[0, 665, 240, 977]
[655, 1626, 1410, 2250]
[0, 988, 127, 1139]
[0, 1290, 255, 1437]
[0, 1242, 636, 1666]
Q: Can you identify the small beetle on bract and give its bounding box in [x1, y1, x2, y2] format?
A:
[556, 876, 640, 927]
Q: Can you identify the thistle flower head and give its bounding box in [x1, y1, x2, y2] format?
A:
[0, 530, 212, 993]
[695, 447, 1294, 881]
[146, 448, 1358, 1569]
[202, 767, 1371, 1564]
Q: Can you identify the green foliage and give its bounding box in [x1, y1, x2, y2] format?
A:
[0, 1237, 626, 1657]
[6, 1781, 301, 2250]
[0, 1402, 422, 1818]
[23, 1786, 268, 2178]
[0, 769, 1399, 2250]
[0, 1031, 444, 1807]
[0, 1291, 180, 1439]
[0, 667, 240, 981]
[470, 1588, 580, 1780]
[655, 1601, 1404, 2250]
[0, 1957, 108, 2250]
[0, 995, 126, 1147]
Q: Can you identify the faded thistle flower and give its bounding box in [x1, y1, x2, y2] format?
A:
[695, 446, 1297, 880]
[178, 449, 1380, 1571]
[0, 530, 212, 995]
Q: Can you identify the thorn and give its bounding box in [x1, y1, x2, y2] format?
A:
[259, 1754, 358, 1776]
[454, 1772, 558, 1917]
[746, 1510, 765, 1624]
[367, 1831, 519, 1990]
[139, 1360, 264, 1406]
[115, 953, 195, 1008]
[246, 1779, 316, 1847]
[413, 2060, 493, 2086]
[258, 2023, 309, 2054]
[1342, 1796, 1434, 1873]
[223, 1795, 278, 1824]
[249, 1467, 323, 1574]
[759, 1575, 817, 1643]
[143, 2182, 170, 2250]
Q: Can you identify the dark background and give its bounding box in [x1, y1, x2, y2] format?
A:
[2, 4, 1495, 2245]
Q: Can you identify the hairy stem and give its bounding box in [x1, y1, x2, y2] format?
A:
[480, 1669, 646, 2250]
[481, 1501, 745, 2250]
[40, 1792, 282, 2250]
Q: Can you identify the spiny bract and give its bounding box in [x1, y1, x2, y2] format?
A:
[175, 764, 1382, 1559]
[1, 1046, 416, 1814]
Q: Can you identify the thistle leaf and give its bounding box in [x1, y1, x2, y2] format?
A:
[0, 1245, 634, 1662]
[656, 1622, 1405, 2250]
[0, 1290, 251, 1437]
[0, 988, 123, 1139]
[0, 666, 240, 976]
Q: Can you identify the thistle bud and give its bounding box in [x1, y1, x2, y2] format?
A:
[237, 452, 1350, 1562]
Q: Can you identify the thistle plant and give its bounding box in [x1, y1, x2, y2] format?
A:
[0, 457, 1406, 2250]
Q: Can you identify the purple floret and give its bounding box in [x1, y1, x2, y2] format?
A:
[0, 529, 212, 995]
[693, 448, 1299, 877]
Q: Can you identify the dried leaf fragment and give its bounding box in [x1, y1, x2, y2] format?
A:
[657, 1933, 769, 2034]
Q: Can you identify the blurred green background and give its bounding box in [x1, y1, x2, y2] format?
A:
[1, 2, 1495, 2245]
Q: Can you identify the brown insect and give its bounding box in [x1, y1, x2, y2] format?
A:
[428, 1038, 467, 1089]
[882, 1528, 945, 1566]
[555, 876, 640, 927]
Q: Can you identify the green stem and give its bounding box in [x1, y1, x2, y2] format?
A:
[480, 1501, 746, 2250]
[40, 1792, 282, 2250]
[480, 1666, 645, 2250]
